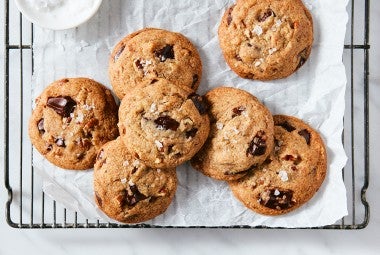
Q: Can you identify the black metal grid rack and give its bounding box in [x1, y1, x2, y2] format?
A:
[3, 0, 370, 229]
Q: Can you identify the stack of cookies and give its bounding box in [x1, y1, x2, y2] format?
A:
[28, 0, 328, 223]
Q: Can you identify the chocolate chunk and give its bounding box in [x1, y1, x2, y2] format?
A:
[114, 45, 125, 62]
[155, 45, 174, 62]
[47, 96, 77, 118]
[46, 144, 53, 152]
[263, 157, 273, 164]
[37, 119, 45, 135]
[297, 57, 306, 69]
[283, 155, 302, 165]
[76, 153, 85, 160]
[125, 185, 147, 206]
[283, 155, 295, 161]
[247, 131, 267, 156]
[60, 78, 69, 83]
[154, 116, 180, 131]
[277, 121, 296, 132]
[298, 129, 311, 145]
[185, 128, 198, 139]
[258, 9, 275, 22]
[168, 144, 174, 154]
[55, 138, 65, 147]
[274, 139, 283, 152]
[191, 74, 199, 89]
[232, 106, 246, 118]
[135, 59, 143, 70]
[227, 5, 235, 25]
[97, 149, 104, 160]
[297, 48, 308, 69]
[150, 79, 159, 84]
[259, 189, 295, 210]
[95, 193, 102, 207]
[188, 93, 209, 115]
[235, 55, 243, 61]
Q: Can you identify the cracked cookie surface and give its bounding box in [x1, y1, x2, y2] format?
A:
[228, 115, 327, 215]
[94, 138, 177, 223]
[109, 28, 202, 99]
[218, 0, 313, 80]
[118, 78, 210, 169]
[28, 78, 119, 170]
[191, 87, 274, 181]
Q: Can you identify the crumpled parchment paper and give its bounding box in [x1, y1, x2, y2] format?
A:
[31, 0, 349, 227]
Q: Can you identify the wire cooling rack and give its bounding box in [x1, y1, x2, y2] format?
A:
[3, 0, 370, 229]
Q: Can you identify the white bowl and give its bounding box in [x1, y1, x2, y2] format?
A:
[14, 0, 103, 30]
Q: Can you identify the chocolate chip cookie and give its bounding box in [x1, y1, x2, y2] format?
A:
[218, 0, 313, 80]
[191, 87, 274, 181]
[94, 138, 177, 223]
[118, 78, 210, 168]
[28, 78, 119, 170]
[228, 115, 327, 215]
[109, 28, 202, 99]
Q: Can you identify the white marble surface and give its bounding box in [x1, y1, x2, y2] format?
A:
[1, 1, 379, 254]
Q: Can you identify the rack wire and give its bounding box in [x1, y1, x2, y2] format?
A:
[3, 0, 370, 229]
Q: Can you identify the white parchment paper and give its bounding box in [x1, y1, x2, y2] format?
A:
[31, 0, 349, 227]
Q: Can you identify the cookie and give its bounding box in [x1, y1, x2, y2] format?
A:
[118, 78, 210, 168]
[94, 138, 177, 223]
[28, 78, 119, 170]
[191, 87, 274, 181]
[218, 0, 313, 80]
[109, 28, 202, 99]
[228, 115, 327, 215]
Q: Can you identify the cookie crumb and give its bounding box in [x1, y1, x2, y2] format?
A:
[216, 122, 224, 130]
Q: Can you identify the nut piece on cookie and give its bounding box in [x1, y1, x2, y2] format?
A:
[94, 138, 177, 223]
[109, 28, 202, 99]
[118, 78, 210, 169]
[228, 115, 327, 215]
[191, 87, 274, 181]
[28, 78, 119, 170]
[218, 0, 313, 80]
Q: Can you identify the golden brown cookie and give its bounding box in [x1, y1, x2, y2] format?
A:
[191, 87, 274, 181]
[118, 78, 210, 169]
[228, 115, 327, 215]
[109, 28, 202, 99]
[94, 138, 177, 223]
[28, 78, 119, 170]
[218, 0, 313, 80]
